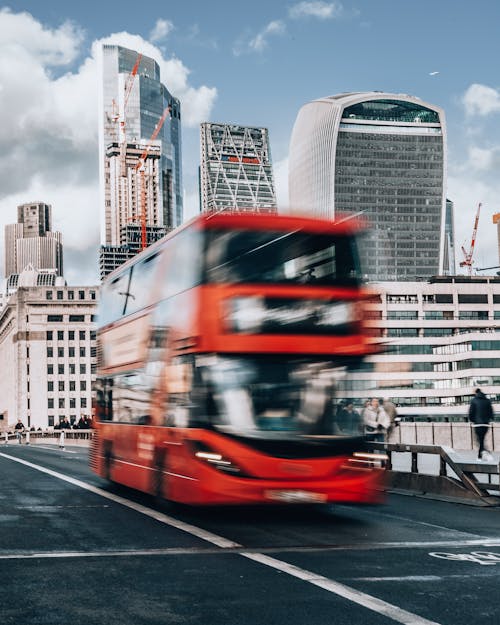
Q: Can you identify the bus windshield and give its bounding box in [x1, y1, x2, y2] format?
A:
[204, 229, 361, 286]
[195, 355, 361, 437]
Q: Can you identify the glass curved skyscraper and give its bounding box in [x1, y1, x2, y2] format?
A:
[288, 93, 447, 281]
[99, 45, 183, 247]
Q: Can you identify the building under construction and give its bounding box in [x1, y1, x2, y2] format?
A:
[199, 123, 277, 214]
[99, 45, 181, 276]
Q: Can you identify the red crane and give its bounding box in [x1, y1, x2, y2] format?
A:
[460, 202, 482, 275]
[134, 105, 171, 251]
[119, 53, 143, 177]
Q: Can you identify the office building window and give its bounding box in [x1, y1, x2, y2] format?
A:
[57, 330, 64, 341]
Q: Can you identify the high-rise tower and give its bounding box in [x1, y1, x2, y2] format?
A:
[4, 202, 63, 278]
[200, 123, 277, 213]
[288, 93, 447, 281]
[98, 45, 182, 276]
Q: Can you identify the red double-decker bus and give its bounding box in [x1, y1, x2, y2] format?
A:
[91, 212, 384, 505]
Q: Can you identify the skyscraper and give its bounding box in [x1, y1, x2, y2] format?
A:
[288, 93, 447, 281]
[99, 45, 182, 275]
[200, 123, 277, 213]
[443, 198, 456, 275]
[4, 201, 63, 278]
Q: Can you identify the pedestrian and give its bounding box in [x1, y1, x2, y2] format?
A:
[14, 419, 25, 444]
[362, 398, 390, 442]
[336, 401, 361, 435]
[468, 388, 494, 461]
[383, 397, 399, 438]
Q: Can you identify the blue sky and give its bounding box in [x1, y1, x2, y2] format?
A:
[1, 1, 500, 283]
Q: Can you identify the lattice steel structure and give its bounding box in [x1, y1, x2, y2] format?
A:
[200, 123, 277, 213]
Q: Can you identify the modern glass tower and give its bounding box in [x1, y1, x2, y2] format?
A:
[443, 198, 456, 275]
[288, 93, 447, 281]
[99, 45, 183, 248]
[200, 123, 277, 213]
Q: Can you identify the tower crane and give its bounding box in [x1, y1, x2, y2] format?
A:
[459, 202, 481, 275]
[119, 53, 143, 177]
[134, 105, 171, 251]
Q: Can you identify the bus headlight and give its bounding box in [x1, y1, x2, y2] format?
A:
[191, 441, 243, 475]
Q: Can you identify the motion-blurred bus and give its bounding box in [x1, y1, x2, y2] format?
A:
[91, 212, 384, 505]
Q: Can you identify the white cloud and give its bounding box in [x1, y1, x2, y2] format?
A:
[248, 20, 286, 53]
[465, 146, 500, 172]
[289, 1, 343, 20]
[149, 18, 174, 43]
[0, 7, 83, 66]
[463, 83, 500, 116]
[0, 12, 217, 283]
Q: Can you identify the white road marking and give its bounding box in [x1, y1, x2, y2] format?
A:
[354, 576, 442, 582]
[0, 452, 239, 549]
[240, 552, 442, 625]
[342, 505, 486, 538]
[0, 450, 463, 625]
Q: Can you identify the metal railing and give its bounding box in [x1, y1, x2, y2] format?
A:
[371, 441, 500, 501]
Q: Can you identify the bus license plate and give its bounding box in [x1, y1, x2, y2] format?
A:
[265, 490, 327, 504]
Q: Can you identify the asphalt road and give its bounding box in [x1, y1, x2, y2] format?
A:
[1, 443, 499, 625]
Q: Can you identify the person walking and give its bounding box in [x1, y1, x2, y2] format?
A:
[14, 419, 25, 444]
[468, 388, 494, 461]
[362, 398, 390, 442]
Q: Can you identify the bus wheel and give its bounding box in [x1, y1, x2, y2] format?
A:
[104, 445, 114, 482]
[152, 450, 166, 502]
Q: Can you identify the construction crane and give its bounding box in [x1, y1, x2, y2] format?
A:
[459, 202, 482, 275]
[119, 53, 143, 177]
[134, 104, 171, 251]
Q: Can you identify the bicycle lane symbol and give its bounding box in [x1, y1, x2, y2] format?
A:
[429, 551, 500, 566]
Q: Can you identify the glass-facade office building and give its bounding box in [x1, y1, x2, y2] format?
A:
[288, 93, 447, 282]
[99, 45, 182, 247]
